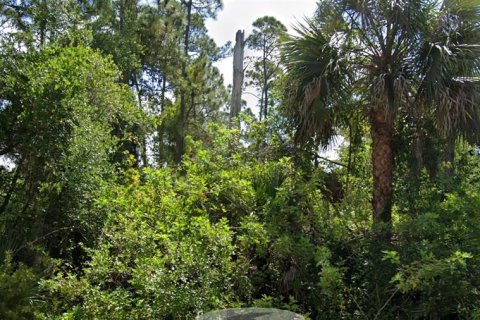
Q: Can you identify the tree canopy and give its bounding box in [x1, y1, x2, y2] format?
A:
[0, 0, 480, 319]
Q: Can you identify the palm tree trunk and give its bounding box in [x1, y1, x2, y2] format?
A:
[371, 108, 394, 225]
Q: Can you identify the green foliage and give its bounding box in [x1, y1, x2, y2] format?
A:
[36, 122, 480, 319]
[40, 140, 253, 318]
[0, 254, 39, 320]
[0, 43, 143, 264]
[246, 16, 287, 120]
[0, 1, 479, 320]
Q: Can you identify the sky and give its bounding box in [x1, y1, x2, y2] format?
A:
[205, 0, 319, 89]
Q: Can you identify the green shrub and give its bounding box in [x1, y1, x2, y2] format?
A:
[0, 254, 39, 320]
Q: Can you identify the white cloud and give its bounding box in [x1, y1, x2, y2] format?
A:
[208, 0, 318, 46]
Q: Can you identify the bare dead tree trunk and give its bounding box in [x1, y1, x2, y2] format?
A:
[229, 30, 245, 128]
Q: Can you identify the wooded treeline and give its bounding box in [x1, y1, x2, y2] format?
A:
[1, 0, 480, 319]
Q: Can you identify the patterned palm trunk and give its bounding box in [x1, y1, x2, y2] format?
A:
[371, 108, 394, 225]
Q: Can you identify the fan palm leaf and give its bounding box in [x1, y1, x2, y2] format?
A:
[282, 19, 352, 147]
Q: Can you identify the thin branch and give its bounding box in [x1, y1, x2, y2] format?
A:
[243, 91, 261, 100]
[374, 288, 400, 320]
[316, 155, 347, 168]
[13, 226, 80, 254]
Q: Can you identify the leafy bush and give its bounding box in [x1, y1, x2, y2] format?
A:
[0, 254, 39, 320]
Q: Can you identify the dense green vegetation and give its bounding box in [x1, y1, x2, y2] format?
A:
[0, 0, 479, 319]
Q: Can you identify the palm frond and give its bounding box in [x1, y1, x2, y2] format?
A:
[416, 0, 480, 140]
[281, 18, 351, 147]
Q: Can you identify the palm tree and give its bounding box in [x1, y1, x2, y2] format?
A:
[417, 1, 480, 176]
[282, 0, 480, 226]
